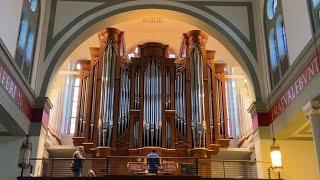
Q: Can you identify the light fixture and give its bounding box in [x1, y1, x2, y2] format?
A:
[18, 133, 32, 176]
[76, 63, 81, 70]
[270, 137, 282, 171]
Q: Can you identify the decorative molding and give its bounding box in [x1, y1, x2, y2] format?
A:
[303, 96, 320, 118]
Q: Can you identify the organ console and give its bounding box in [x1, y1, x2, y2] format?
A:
[73, 27, 229, 157]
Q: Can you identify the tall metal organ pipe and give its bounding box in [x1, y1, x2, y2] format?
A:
[175, 71, 186, 136]
[98, 42, 116, 147]
[190, 46, 206, 148]
[216, 77, 225, 138]
[89, 64, 98, 142]
[143, 59, 162, 146]
[165, 69, 170, 110]
[208, 68, 214, 143]
[118, 69, 130, 136]
[134, 70, 140, 109]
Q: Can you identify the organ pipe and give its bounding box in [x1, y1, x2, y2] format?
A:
[190, 46, 206, 148]
[98, 42, 116, 147]
[72, 28, 231, 157]
[143, 59, 162, 146]
[118, 62, 131, 136]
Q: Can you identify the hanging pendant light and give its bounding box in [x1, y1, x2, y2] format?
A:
[270, 125, 283, 171]
[18, 134, 32, 169]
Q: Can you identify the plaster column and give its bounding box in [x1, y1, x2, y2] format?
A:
[30, 97, 52, 176]
[303, 98, 320, 171]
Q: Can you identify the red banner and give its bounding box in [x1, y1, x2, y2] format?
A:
[0, 63, 32, 119]
[271, 54, 320, 121]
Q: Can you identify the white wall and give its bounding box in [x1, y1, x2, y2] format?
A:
[282, 0, 313, 64]
[0, 0, 23, 57]
[257, 138, 320, 180]
[0, 136, 24, 180]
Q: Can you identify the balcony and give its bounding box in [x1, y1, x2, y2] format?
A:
[17, 157, 281, 180]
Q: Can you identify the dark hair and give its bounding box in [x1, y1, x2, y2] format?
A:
[151, 149, 156, 153]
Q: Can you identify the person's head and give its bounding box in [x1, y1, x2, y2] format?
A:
[77, 146, 84, 154]
[151, 149, 156, 153]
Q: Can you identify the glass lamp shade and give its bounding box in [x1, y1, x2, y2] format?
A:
[18, 138, 32, 168]
[270, 138, 282, 171]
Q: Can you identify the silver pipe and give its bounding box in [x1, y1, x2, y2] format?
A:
[127, 76, 131, 129]
[110, 48, 116, 127]
[190, 52, 196, 147]
[175, 75, 177, 129]
[108, 126, 112, 146]
[90, 65, 98, 141]
[152, 60, 156, 145]
[98, 53, 106, 145]
[155, 64, 158, 146]
[144, 66, 147, 146]
[90, 124, 94, 142]
[98, 124, 101, 146]
[179, 73, 183, 133]
[122, 72, 125, 133]
[182, 72, 186, 135]
[157, 62, 161, 146]
[118, 72, 123, 136]
[103, 44, 112, 128]
[103, 129, 106, 146]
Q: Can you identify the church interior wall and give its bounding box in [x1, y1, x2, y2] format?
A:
[0, 136, 24, 180]
[0, 0, 320, 179]
[0, 0, 23, 58]
[281, 0, 313, 65]
[259, 138, 320, 180]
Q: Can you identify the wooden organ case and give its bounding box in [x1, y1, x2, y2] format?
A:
[73, 28, 229, 157]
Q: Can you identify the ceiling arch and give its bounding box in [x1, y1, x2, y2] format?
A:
[37, 1, 262, 101]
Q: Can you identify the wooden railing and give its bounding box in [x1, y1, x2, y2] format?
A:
[18, 156, 282, 179]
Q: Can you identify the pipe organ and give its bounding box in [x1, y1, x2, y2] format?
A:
[73, 28, 230, 157]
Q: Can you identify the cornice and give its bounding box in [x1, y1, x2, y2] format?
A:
[303, 96, 320, 117]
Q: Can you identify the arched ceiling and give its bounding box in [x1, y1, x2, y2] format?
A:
[67, 17, 238, 67]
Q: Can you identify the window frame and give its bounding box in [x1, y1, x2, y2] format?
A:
[69, 76, 80, 135]
[264, 0, 289, 88]
[14, 0, 40, 83]
[308, 0, 320, 34]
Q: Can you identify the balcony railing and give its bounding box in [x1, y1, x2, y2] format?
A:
[19, 156, 277, 179]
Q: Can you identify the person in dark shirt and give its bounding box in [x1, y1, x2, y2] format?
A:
[146, 149, 160, 173]
[71, 146, 85, 177]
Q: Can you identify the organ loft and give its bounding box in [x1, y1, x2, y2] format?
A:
[73, 27, 229, 158]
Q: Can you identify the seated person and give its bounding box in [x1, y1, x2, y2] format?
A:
[146, 149, 160, 173]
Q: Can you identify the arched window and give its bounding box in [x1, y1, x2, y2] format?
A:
[28, 0, 38, 12]
[265, 0, 288, 88]
[18, 14, 28, 49]
[313, 0, 320, 7]
[276, 16, 287, 58]
[268, 29, 278, 69]
[309, 0, 320, 33]
[15, 0, 40, 82]
[69, 77, 80, 135]
[25, 31, 35, 63]
[267, 0, 277, 20]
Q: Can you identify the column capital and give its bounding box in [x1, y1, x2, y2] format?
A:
[33, 97, 53, 113]
[303, 97, 320, 118]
